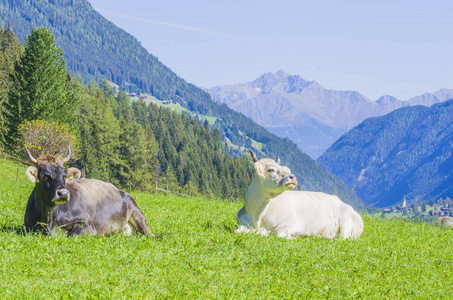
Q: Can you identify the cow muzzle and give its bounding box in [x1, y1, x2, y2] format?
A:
[53, 189, 70, 204]
[284, 174, 297, 190]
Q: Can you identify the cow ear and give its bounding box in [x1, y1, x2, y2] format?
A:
[254, 161, 266, 178]
[26, 166, 38, 183]
[66, 167, 81, 181]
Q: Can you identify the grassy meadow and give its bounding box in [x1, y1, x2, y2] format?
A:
[0, 158, 452, 299]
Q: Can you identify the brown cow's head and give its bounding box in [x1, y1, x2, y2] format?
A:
[25, 148, 81, 205]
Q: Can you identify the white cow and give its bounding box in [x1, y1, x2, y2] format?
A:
[235, 149, 364, 239]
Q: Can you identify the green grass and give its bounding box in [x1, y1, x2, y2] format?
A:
[250, 138, 264, 151]
[198, 115, 218, 125]
[131, 94, 218, 125]
[1, 158, 452, 298]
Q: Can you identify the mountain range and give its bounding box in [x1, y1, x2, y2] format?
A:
[207, 71, 453, 158]
[318, 99, 453, 207]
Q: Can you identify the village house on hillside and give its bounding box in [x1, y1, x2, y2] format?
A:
[127, 93, 147, 100]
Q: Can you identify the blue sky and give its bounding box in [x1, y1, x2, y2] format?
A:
[88, 0, 453, 100]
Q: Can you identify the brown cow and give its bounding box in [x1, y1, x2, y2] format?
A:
[24, 148, 154, 237]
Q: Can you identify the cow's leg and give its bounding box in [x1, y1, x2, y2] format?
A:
[338, 212, 363, 239]
[121, 224, 133, 236]
[235, 207, 252, 233]
[349, 212, 364, 239]
[129, 207, 154, 237]
[276, 227, 297, 239]
[338, 218, 354, 239]
[69, 224, 85, 236]
[235, 225, 250, 233]
[69, 217, 97, 236]
[68, 219, 96, 236]
[121, 192, 154, 237]
[56, 213, 94, 236]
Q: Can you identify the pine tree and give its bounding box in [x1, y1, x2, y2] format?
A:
[0, 25, 23, 146]
[100, 79, 118, 115]
[4, 27, 75, 151]
[117, 119, 159, 190]
[115, 90, 131, 120]
[77, 82, 121, 182]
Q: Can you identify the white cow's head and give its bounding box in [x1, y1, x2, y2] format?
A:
[249, 149, 297, 197]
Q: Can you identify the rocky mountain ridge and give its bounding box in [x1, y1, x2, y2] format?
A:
[208, 70, 453, 158]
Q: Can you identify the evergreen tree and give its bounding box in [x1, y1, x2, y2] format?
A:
[0, 25, 23, 145]
[161, 167, 181, 194]
[77, 82, 121, 182]
[100, 79, 118, 115]
[115, 90, 131, 120]
[117, 119, 159, 190]
[4, 26, 76, 151]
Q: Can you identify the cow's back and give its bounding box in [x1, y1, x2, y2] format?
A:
[66, 178, 123, 206]
[264, 191, 363, 238]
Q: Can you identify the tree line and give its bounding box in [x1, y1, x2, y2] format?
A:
[0, 25, 255, 199]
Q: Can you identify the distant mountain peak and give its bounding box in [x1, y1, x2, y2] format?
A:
[377, 94, 398, 101]
[208, 70, 453, 158]
[275, 69, 289, 77]
[376, 95, 401, 105]
[250, 71, 314, 95]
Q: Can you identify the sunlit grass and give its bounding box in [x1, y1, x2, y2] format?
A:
[132, 94, 218, 125]
[0, 158, 452, 298]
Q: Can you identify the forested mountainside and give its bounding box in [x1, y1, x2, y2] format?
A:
[0, 25, 255, 199]
[77, 84, 257, 199]
[0, 0, 225, 114]
[318, 99, 453, 208]
[0, 0, 366, 210]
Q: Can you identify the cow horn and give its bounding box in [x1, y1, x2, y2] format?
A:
[61, 147, 71, 164]
[276, 156, 281, 165]
[25, 148, 38, 164]
[249, 148, 258, 163]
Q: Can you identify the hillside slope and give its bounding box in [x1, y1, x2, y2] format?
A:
[208, 71, 453, 158]
[318, 99, 453, 207]
[0, 0, 366, 209]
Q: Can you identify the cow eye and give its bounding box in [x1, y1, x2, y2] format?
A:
[42, 174, 50, 181]
[267, 168, 275, 173]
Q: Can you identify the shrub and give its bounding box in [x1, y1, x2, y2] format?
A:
[18, 119, 78, 159]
